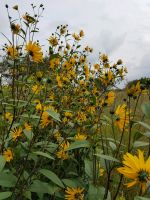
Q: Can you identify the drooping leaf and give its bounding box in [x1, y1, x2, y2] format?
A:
[30, 180, 58, 194]
[47, 109, 61, 122]
[0, 192, 12, 199]
[66, 140, 89, 151]
[33, 151, 54, 160]
[0, 156, 6, 172]
[0, 172, 17, 187]
[138, 122, 150, 130]
[39, 169, 64, 188]
[95, 154, 120, 163]
[133, 141, 149, 148]
[141, 103, 150, 118]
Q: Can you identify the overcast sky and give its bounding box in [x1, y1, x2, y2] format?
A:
[0, 0, 150, 87]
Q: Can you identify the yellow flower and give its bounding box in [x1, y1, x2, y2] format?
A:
[48, 36, 58, 46]
[115, 104, 129, 130]
[40, 111, 53, 128]
[25, 41, 43, 63]
[56, 75, 63, 88]
[100, 54, 108, 62]
[24, 123, 32, 131]
[11, 127, 22, 140]
[65, 187, 84, 200]
[94, 63, 100, 70]
[7, 46, 18, 59]
[72, 33, 80, 41]
[4, 112, 13, 122]
[76, 112, 87, 123]
[32, 85, 42, 94]
[105, 91, 115, 105]
[49, 92, 55, 101]
[23, 14, 35, 23]
[11, 23, 20, 35]
[54, 131, 62, 141]
[50, 58, 60, 69]
[56, 141, 70, 160]
[117, 150, 150, 194]
[101, 70, 114, 85]
[3, 149, 13, 162]
[74, 133, 87, 141]
[87, 106, 96, 114]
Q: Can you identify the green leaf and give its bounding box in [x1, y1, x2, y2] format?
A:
[66, 140, 89, 151]
[142, 131, 150, 138]
[49, 53, 60, 61]
[138, 122, 150, 130]
[0, 192, 12, 199]
[30, 180, 58, 194]
[88, 184, 111, 200]
[141, 103, 150, 118]
[39, 169, 64, 188]
[84, 159, 93, 178]
[133, 141, 149, 148]
[95, 154, 120, 163]
[62, 179, 78, 188]
[109, 141, 116, 151]
[23, 130, 33, 141]
[23, 191, 32, 200]
[0, 156, 6, 172]
[33, 151, 54, 160]
[47, 109, 61, 122]
[134, 196, 150, 200]
[0, 172, 17, 187]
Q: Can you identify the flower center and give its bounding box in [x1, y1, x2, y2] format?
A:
[29, 51, 34, 56]
[138, 171, 149, 182]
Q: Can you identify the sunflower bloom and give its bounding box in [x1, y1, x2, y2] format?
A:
[105, 91, 115, 105]
[40, 111, 53, 128]
[117, 150, 150, 194]
[7, 46, 18, 59]
[56, 141, 70, 160]
[65, 187, 84, 200]
[115, 104, 129, 130]
[74, 133, 87, 141]
[11, 23, 20, 34]
[24, 123, 32, 131]
[25, 41, 43, 63]
[11, 127, 22, 140]
[3, 149, 13, 162]
[4, 112, 13, 122]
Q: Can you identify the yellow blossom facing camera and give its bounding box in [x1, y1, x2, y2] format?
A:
[48, 36, 58, 46]
[117, 150, 150, 194]
[3, 149, 13, 162]
[11, 127, 22, 140]
[25, 41, 43, 63]
[76, 111, 87, 123]
[65, 187, 84, 200]
[40, 111, 53, 128]
[7, 45, 18, 59]
[4, 112, 13, 122]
